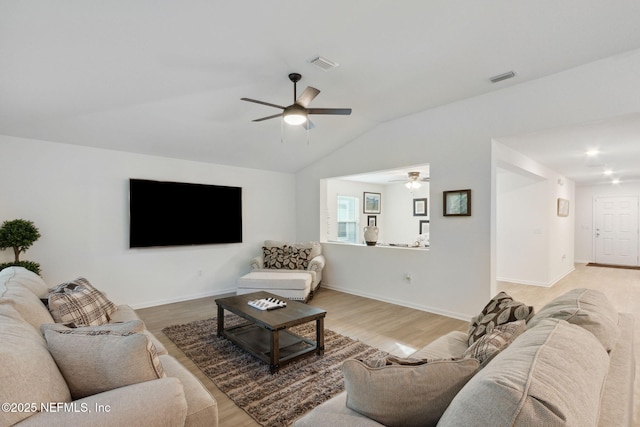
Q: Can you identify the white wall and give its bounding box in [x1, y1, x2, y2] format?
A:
[494, 143, 575, 287]
[322, 179, 386, 244]
[296, 48, 640, 320]
[384, 183, 430, 245]
[321, 178, 430, 245]
[575, 182, 640, 263]
[0, 135, 296, 308]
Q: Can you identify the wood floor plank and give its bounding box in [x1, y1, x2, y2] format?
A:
[137, 263, 640, 426]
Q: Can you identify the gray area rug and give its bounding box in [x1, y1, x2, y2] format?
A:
[162, 315, 387, 427]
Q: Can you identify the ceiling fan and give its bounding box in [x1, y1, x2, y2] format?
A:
[389, 171, 430, 189]
[241, 73, 352, 129]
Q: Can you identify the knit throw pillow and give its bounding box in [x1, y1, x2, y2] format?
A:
[48, 278, 117, 327]
[468, 292, 534, 346]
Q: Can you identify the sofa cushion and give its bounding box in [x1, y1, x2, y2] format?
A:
[109, 304, 169, 355]
[439, 318, 610, 427]
[468, 291, 534, 345]
[411, 330, 469, 360]
[45, 325, 166, 399]
[0, 267, 55, 330]
[48, 277, 117, 326]
[0, 266, 50, 297]
[0, 284, 55, 330]
[527, 288, 620, 351]
[41, 319, 146, 335]
[463, 320, 526, 366]
[0, 305, 71, 426]
[342, 357, 479, 427]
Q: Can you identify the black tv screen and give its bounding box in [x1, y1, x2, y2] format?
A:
[129, 179, 242, 248]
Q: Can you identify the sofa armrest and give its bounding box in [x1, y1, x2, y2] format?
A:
[16, 377, 187, 427]
[307, 255, 326, 273]
[251, 255, 264, 270]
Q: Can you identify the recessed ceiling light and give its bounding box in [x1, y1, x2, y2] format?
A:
[586, 149, 600, 157]
[603, 169, 613, 176]
[612, 178, 621, 184]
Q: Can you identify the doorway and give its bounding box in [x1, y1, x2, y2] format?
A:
[594, 196, 639, 266]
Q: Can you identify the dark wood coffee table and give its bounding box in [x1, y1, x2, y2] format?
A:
[215, 291, 327, 373]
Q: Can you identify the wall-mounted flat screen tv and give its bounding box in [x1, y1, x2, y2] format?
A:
[129, 179, 242, 248]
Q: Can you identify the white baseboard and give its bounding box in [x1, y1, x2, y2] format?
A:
[497, 265, 576, 288]
[131, 287, 236, 309]
[321, 283, 471, 322]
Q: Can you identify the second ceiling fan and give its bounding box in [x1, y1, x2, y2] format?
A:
[241, 73, 352, 130]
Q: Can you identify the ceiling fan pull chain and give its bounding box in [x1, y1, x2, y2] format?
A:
[280, 117, 284, 144]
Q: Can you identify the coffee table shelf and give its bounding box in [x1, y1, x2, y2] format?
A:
[215, 291, 327, 373]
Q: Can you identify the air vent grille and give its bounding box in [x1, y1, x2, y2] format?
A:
[310, 56, 339, 71]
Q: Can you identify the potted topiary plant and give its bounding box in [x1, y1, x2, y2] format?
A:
[0, 219, 42, 275]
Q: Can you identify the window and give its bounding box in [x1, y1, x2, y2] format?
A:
[337, 196, 358, 243]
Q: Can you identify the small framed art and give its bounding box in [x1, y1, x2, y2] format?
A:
[367, 215, 377, 226]
[363, 192, 381, 214]
[413, 198, 428, 216]
[557, 198, 569, 217]
[419, 220, 430, 235]
[443, 189, 471, 216]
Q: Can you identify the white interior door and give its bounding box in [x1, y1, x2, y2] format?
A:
[594, 196, 639, 266]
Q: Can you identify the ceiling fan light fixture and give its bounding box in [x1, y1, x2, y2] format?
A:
[283, 105, 308, 125]
[405, 181, 422, 189]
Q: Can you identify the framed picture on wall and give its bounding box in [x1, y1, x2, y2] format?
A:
[367, 215, 377, 226]
[557, 198, 569, 217]
[413, 198, 428, 216]
[363, 192, 381, 214]
[443, 189, 471, 216]
[419, 220, 429, 235]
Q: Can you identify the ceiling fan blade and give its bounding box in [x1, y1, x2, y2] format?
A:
[253, 113, 283, 122]
[240, 98, 286, 110]
[301, 120, 315, 130]
[307, 108, 352, 115]
[296, 87, 320, 107]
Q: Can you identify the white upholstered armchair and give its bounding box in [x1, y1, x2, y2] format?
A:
[249, 240, 325, 292]
[238, 240, 325, 301]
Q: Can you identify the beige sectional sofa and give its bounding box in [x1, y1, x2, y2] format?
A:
[295, 288, 635, 427]
[0, 267, 218, 427]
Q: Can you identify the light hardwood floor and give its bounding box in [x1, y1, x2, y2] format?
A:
[137, 263, 640, 426]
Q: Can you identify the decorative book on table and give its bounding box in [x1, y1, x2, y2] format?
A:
[248, 297, 287, 311]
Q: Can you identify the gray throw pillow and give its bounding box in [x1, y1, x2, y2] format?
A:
[342, 357, 479, 427]
[44, 326, 165, 399]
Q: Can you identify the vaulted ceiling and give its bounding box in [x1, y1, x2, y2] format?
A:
[2, 1, 640, 181]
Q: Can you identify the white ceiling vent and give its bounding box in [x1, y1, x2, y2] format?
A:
[310, 56, 339, 71]
[489, 70, 516, 83]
